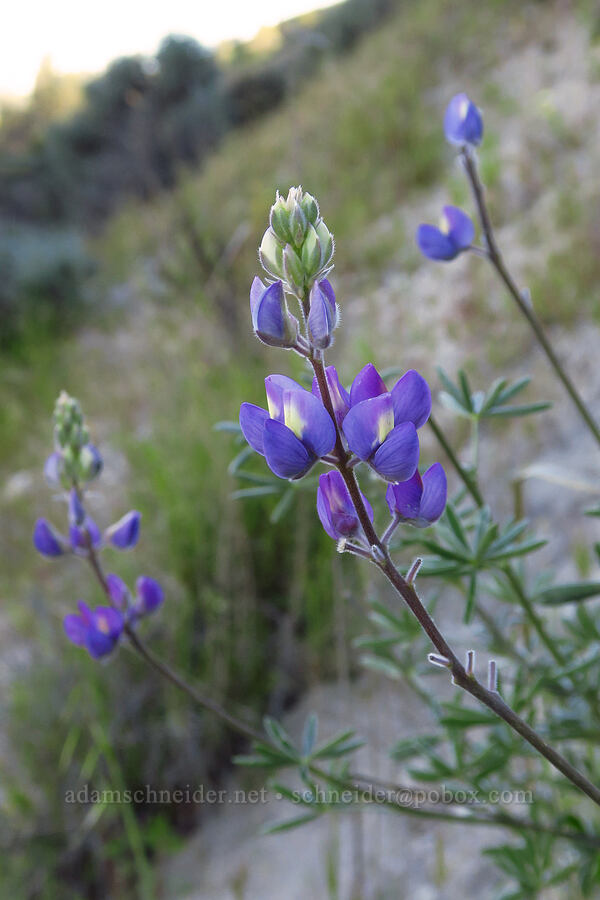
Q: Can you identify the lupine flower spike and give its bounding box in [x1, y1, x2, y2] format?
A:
[36, 391, 164, 661]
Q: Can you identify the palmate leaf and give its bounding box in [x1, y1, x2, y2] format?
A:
[419, 505, 545, 579]
[436, 369, 550, 421]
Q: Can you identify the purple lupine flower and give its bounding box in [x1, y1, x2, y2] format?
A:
[69, 517, 102, 552]
[64, 601, 124, 658]
[105, 510, 141, 550]
[250, 278, 299, 348]
[416, 206, 474, 261]
[443, 93, 483, 146]
[33, 518, 66, 557]
[341, 364, 430, 482]
[317, 471, 373, 541]
[386, 463, 447, 527]
[239, 374, 336, 479]
[311, 365, 350, 427]
[132, 576, 164, 617]
[106, 573, 131, 611]
[308, 279, 338, 350]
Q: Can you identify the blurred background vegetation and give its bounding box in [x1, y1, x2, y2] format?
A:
[2, 0, 600, 895]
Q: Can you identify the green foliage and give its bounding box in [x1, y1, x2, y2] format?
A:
[0, 225, 95, 351]
[436, 368, 551, 421]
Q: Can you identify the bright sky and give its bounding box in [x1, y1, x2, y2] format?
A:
[3, 0, 336, 98]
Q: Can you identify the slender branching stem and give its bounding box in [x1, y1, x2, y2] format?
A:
[461, 146, 600, 449]
[85, 544, 264, 745]
[85, 542, 600, 841]
[502, 565, 564, 667]
[309, 355, 600, 808]
[307, 765, 600, 848]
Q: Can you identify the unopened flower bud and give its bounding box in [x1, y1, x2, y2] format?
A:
[315, 220, 334, 270]
[79, 444, 103, 482]
[54, 391, 86, 451]
[301, 223, 322, 277]
[283, 244, 305, 295]
[300, 192, 319, 225]
[259, 228, 285, 279]
[289, 201, 308, 247]
[269, 194, 292, 244]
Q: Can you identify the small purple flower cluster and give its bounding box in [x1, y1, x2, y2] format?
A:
[240, 188, 447, 552]
[416, 93, 482, 262]
[33, 392, 163, 659]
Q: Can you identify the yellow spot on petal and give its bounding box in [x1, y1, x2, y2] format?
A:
[284, 395, 306, 440]
[96, 615, 110, 634]
[439, 212, 450, 234]
[377, 407, 394, 444]
[459, 97, 469, 120]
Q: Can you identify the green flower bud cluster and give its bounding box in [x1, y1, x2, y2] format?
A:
[52, 391, 102, 485]
[54, 391, 88, 451]
[259, 186, 334, 297]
